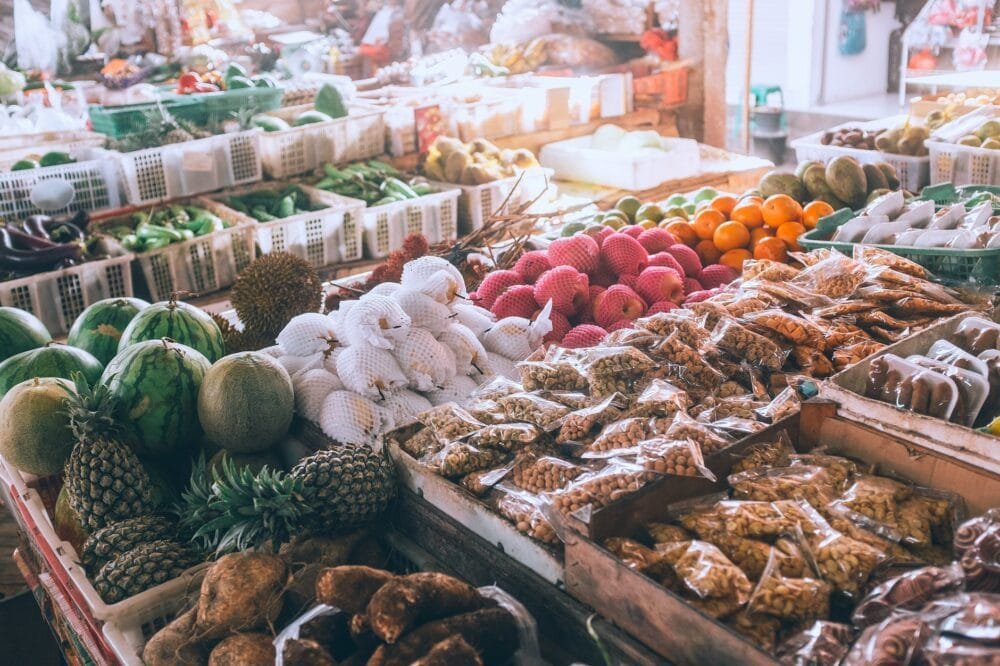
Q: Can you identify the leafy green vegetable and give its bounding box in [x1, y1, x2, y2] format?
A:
[314, 83, 348, 120]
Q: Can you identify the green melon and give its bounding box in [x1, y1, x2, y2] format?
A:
[67, 297, 150, 366]
[0, 377, 76, 476]
[102, 339, 210, 458]
[0, 344, 103, 398]
[0, 307, 51, 363]
[197, 352, 293, 453]
[54, 485, 89, 553]
[118, 300, 224, 363]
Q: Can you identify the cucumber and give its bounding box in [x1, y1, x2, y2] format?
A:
[39, 151, 74, 167]
[252, 115, 290, 132]
[11, 159, 37, 171]
[226, 76, 255, 90]
[294, 110, 334, 126]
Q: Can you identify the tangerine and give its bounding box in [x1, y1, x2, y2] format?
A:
[754, 237, 789, 263]
[802, 201, 834, 230]
[749, 227, 774, 249]
[719, 249, 752, 273]
[695, 239, 723, 266]
[692, 209, 726, 240]
[776, 222, 806, 251]
[761, 194, 803, 228]
[730, 201, 765, 229]
[713, 221, 751, 252]
[708, 194, 738, 217]
[665, 220, 699, 246]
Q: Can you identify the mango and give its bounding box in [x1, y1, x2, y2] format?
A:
[825, 156, 868, 208]
[795, 160, 822, 180]
[759, 170, 809, 204]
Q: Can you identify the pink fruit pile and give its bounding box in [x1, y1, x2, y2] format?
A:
[471, 228, 740, 348]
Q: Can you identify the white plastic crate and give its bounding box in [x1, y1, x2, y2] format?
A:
[0, 129, 105, 155]
[118, 130, 262, 206]
[790, 116, 929, 192]
[927, 140, 1000, 186]
[0, 147, 123, 219]
[363, 187, 461, 258]
[257, 104, 385, 178]
[213, 183, 365, 268]
[539, 134, 701, 190]
[0, 254, 134, 336]
[430, 167, 554, 234]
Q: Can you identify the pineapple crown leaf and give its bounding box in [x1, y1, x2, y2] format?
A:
[61, 371, 128, 443]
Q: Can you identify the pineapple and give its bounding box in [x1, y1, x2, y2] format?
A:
[179, 444, 395, 555]
[81, 515, 179, 573]
[94, 539, 199, 603]
[62, 374, 157, 531]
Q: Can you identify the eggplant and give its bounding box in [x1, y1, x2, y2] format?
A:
[6, 225, 58, 250]
[0, 228, 83, 270]
[23, 215, 52, 239]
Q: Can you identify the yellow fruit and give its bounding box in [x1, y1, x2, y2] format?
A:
[762, 194, 803, 228]
[719, 249, 752, 272]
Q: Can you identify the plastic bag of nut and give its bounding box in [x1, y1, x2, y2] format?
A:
[517, 360, 589, 392]
[574, 346, 658, 397]
[601, 327, 663, 355]
[741, 279, 833, 311]
[582, 417, 649, 457]
[422, 442, 509, 479]
[460, 463, 514, 497]
[725, 611, 782, 653]
[742, 259, 801, 283]
[754, 386, 802, 424]
[546, 459, 654, 523]
[694, 394, 766, 423]
[800, 512, 888, 597]
[728, 433, 796, 476]
[400, 427, 444, 459]
[708, 531, 811, 581]
[711, 317, 787, 373]
[603, 537, 680, 589]
[555, 393, 627, 444]
[788, 453, 860, 493]
[841, 612, 932, 666]
[656, 539, 753, 604]
[853, 245, 927, 279]
[646, 522, 693, 545]
[835, 474, 912, 530]
[776, 620, 854, 666]
[791, 345, 836, 378]
[710, 416, 768, 437]
[832, 339, 885, 371]
[496, 392, 570, 429]
[792, 254, 867, 300]
[494, 486, 559, 545]
[655, 331, 725, 390]
[678, 499, 824, 542]
[464, 422, 543, 452]
[510, 448, 584, 494]
[729, 465, 839, 511]
[852, 563, 966, 628]
[656, 411, 733, 455]
[636, 438, 716, 481]
[745, 309, 825, 348]
[417, 403, 486, 442]
[625, 378, 691, 419]
[468, 375, 524, 401]
[725, 295, 774, 320]
[685, 300, 730, 331]
[535, 390, 591, 410]
[746, 549, 831, 622]
[866, 265, 962, 305]
[635, 311, 710, 349]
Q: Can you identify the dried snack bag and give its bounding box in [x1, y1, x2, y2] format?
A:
[655, 332, 726, 390]
[920, 634, 1000, 665]
[601, 327, 663, 355]
[494, 486, 558, 545]
[776, 621, 854, 666]
[744, 258, 802, 282]
[927, 340, 990, 378]
[468, 375, 523, 402]
[603, 537, 679, 589]
[584, 417, 649, 456]
[574, 346, 658, 397]
[657, 539, 753, 604]
[788, 453, 859, 493]
[853, 244, 928, 278]
[838, 475, 912, 526]
[954, 509, 1000, 559]
[851, 563, 965, 628]
[710, 417, 768, 436]
[417, 403, 486, 441]
[841, 612, 931, 666]
[725, 611, 782, 652]
[927, 592, 1000, 644]
[867, 265, 963, 304]
[729, 465, 838, 512]
[679, 499, 821, 541]
[637, 438, 716, 481]
[745, 309, 825, 348]
[510, 448, 584, 494]
[712, 317, 787, 372]
[460, 463, 513, 497]
[401, 427, 444, 459]
[496, 392, 570, 430]
[729, 433, 796, 475]
[742, 278, 834, 311]
[556, 394, 626, 444]
[625, 378, 691, 419]
[725, 295, 774, 319]
[547, 459, 653, 523]
[897, 488, 963, 548]
[685, 300, 730, 331]
[661, 410, 732, 455]
[701, 395, 767, 422]
[866, 354, 960, 420]
[747, 549, 831, 621]
[647, 522, 693, 545]
[708, 533, 810, 580]
[422, 442, 509, 479]
[957, 315, 1000, 355]
[832, 339, 885, 371]
[536, 390, 590, 410]
[802, 518, 887, 596]
[635, 311, 710, 348]
[517, 360, 589, 392]
[791, 345, 836, 378]
[465, 423, 543, 452]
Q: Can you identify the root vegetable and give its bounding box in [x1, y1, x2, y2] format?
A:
[280, 533, 365, 567]
[142, 608, 211, 666]
[196, 553, 289, 639]
[367, 572, 487, 643]
[350, 613, 379, 653]
[367, 608, 519, 666]
[281, 638, 337, 666]
[315, 565, 396, 614]
[298, 613, 356, 660]
[208, 633, 275, 666]
[414, 636, 484, 666]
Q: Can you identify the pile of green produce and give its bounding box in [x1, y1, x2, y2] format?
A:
[314, 160, 433, 206]
[97, 204, 230, 252]
[223, 184, 327, 222]
[10, 151, 76, 172]
[956, 118, 1000, 149]
[252, 82, 348, 132]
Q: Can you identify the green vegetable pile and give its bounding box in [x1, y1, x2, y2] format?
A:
[314, 160, 433, 207]
[224, 184, 328, 221]
[102, 205, 229, 252]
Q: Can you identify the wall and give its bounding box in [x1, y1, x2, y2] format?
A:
[819, 0, 900, 103]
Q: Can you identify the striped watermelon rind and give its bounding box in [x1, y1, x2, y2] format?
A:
[0, 307, 52, 363]
[118, 301, 224, 363]
[102, 339, 211, 458]
[67, 297, 150, 367]
[0, 344, 103, 398]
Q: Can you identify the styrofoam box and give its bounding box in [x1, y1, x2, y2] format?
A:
[429, 167, 555, 234]
[0, 147, 123, 219]
[539, 134, 700, 191]
[790, 115, 929, 192]
[212, 183, 365, 268]
[0, 254, 134, 336]
[258, 104, 386, 178]
[363, 187, 461, 258]
[118, 130, 262, 206]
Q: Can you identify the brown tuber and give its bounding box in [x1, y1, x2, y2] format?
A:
[316, 565, 396, 614]
[142, 607, 211, 666]
[196, 552, 289, 639]
[367, 608, 519, 666]
[367, 572, 488, 643]
[208, 633, 275, 666]
[281, 638, 338, 666]
[414, 636, 484, 666]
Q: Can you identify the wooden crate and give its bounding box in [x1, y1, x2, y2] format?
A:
[563, 400, 1000, 664]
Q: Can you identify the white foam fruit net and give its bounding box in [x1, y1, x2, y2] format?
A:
[319, 390, 394, 445]
[453, 302, 495, 336]
[438, 322, 491, 376]
[392, 327, 458, 392]
[293, 369, 345, 422]
[378, 389, 433, 427]
[277, 313, 340, 357]
[336, 343, 409, 399]
[392, 289, 453, 336]
[487, 351, 519, 381]
[341, 294, 412, 349]
[425, 374, 480, 406]
[401, 256, 468, 299]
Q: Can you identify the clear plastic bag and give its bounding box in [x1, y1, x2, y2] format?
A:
[920, 633, 1000, 665]
[745, 309, 825, 348]
[494, 486, 558, 545]
[729, 465, 838, 511]
[510, 448, 584, 494]
[925, 592, 1000, 644]
[401, 428, 444, 459]
[776, 620, 854, 666]
[853, 245, 928, 279]
[461, 463, 514, 497]
[603, 537, 679, 588]
[654, 332, 726, 390]
[575, 346, 658, 397]
[707, 533, 809, 580]
[866, 354, 960, 420]
[841, 612, 932, 666]
[927, 340, 990, 378]
[906, 355, 989, 426]
[725, 611, 782, 652]
[747, 549, 831, 621]
[637, 438, 716, 481]
[584, 417, 649, 456]
[957, 316, 1000, 355]
[496, 392, 570, 430]
[417, 402, 486, 441]
[793, 255, 867, 300]
[547, 459, 652, 523]
[465, 423, 543, 452]
[517, 360, 589, 392]
[833, 339, 885, 372]
[625, 378, 691, 419]
[729, 434, 796, 475]
[556, 394, 626, 443]
[743, 258, 801, 282]
[712, 317, 787, 372]
[656, 539, 753, 604]
[423, 442, 509, 478]
[802, 515, 887, 596]
[954, 509, 1000, 559]
[469, 375, 524, 402]
[658, 411, 732, 456]
[635, 311, 710, 348]
[788, 453, 859, 492]
[647, 522, 693, 545]
[678, 499, 823, 541]
[851, 563, 965, 628]
[791, 345, 836, 378]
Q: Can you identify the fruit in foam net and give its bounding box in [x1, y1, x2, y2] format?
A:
[543, 311, 572, 344]
[648, 300, 678, 315]
[648, 252, 686, 275]
[698, 264, 738, 290]
[513, 251, 551, 283]
[666, 244, 701, 278]
[683, 277, 704, 296]
[562, 325, 608, 348]
[635, 267, 684, 306]
[533, 266, 589, 316]
[548, 235, 600, 274]
[595, 285, 646, 329]
[492, 285, 538, 319]
[601, 234, 648, 276]
[637, 228, 677, 254]
[475, 270, 522, 310]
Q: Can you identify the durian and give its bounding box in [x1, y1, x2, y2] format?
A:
[210, 313, 274, 353]
[231, 253, 323, 338]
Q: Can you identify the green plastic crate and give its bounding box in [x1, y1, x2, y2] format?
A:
[88, 98, 203, 139]
[163, 87, 283, 128]
[799, 205, 1000, 284]
[918, 182, 1000, 212]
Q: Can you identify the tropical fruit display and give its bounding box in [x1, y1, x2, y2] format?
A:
[0, 343, 103, 398]
[818, 122, 930, 156]
[953, 118, 1000, 149]
[66, 297, 149, 366]
[421, 135, 540, 185]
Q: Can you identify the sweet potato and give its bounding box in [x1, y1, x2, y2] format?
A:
[414, 636, 483, 666]
[195, 552, 289, 639]
[208, 633, 274, 666]
[315, 565, 396, 614]
[349, 613, 379, 653]
[367, 608, 518, 666]
[367, 572, 487, 643]
[281, 638, 337, 666]
[142, 607, 211, 666]
[298, 612, 356, 660]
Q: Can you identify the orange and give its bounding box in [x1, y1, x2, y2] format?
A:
[730, 201, 764, 229]
[776, 222, 806, 251]
[761, 194, 803, 228]
[754, 237, 789, 263]
[709, 194, 737, 217]
[692, 209, 726, 241]
[695, 239, 722, 266]
[665, 220, 699, 246]
[749, 227, 774, 249]
[802, 200, 834, 230]
[713, 221, 751, 252]
[719, 249, 752, 273]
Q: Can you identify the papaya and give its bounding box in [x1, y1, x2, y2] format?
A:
[825, 156, 868, 208]
[862, 164, 889, 193]
[876, 162, 900, 190]
[795, 160, 822, 180]
[758, 170, 809, 204]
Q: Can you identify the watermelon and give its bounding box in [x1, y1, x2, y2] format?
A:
[0, 344, 103, 398]
[118, 300, 224, 362]
[67, 297, 150, 366]
[102, 339, 211, 458]
[0, 307, 51, 363]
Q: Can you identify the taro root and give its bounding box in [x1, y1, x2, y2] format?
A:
[142, 607, 211, 666]
[208, 633, 275, 666]
[367, 572, 488, 643]
[414, 636, 484, 666]
[195, 552, 289, 639]
[368, 608, 519, 666]
[315, 565, 396, 614]
[281, 638, 337, 666]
